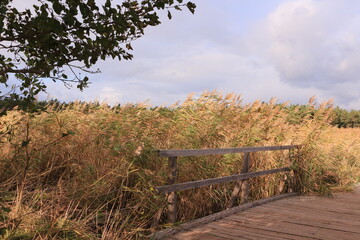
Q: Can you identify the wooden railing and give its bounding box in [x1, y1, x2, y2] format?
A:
[156, 145, 300, 224]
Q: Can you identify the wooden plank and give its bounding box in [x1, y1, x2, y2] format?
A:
[226, 214, 360, 240]
[227, 152, 250, 208]
[167, 157, 178, 223]
[240, 152, 250, 204]
[228, 207, 360, 233]
[269, 195, 360, 213]
[270, 201, 360, 218]
[198, 222, 296, 240]
[205, 220, 310, 240]
[170, 229, 241, 240]
[152, 192, 298, 239]
[168, 231, 228, 240]
[273, 198, 360, 212]
[218, 189, 360, 239]
[156, 167, 290, 194]
[224, 216, 339, 240]
[266, 202, 360, 222]
[244, 207, 360, 233]
[251, 201, 360, 224]
[165, 186, 360, 240]
[158, 145, 300, 157]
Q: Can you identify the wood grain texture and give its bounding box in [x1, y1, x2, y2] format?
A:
[156, 167, 290, 194]
[157, 186, 360, 240]
[153, 193, 299, 239]
[227, 152, 251, 208]
[158, 145, 300, 157]
[167, 157, 178, 223]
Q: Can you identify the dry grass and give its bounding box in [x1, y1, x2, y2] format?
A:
[0, 91, 358, 239]
[315, 127, 360, 190]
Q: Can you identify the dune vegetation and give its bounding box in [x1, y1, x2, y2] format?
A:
[0, 91, 359, 239]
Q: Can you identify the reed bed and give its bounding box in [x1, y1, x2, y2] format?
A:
[0, 91, 358, 239]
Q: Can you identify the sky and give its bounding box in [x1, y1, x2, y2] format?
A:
[4, 0, 360, 109]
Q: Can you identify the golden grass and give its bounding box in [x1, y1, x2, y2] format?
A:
[0, 91, 358, 239]
[316, 127, 360, 191]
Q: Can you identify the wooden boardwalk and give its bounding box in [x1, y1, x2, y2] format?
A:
[166, 187, 360, 240]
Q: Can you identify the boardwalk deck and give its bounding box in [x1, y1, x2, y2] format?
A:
[166, 186, 360, 240]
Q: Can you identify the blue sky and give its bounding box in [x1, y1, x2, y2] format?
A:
[4, 0, 360, 109]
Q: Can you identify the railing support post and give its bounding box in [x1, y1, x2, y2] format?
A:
[227, 152, 251, 208]
[240, 152, 250, 203]
[167, 156, 178, 224]
[288, 147, 301, 193]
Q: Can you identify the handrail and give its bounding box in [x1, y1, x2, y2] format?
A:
[154, 145, 300, 225]
[156, 167, 290, 194]
[158, 145, 300, 157]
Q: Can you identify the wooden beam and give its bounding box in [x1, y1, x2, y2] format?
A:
[240, 152, 250, 204]
[227, 152, 251, 208]
[167, 157, 178, 223]
[156, 167, 290, 194]
[158, 145, 300, 157]
[152, 192, 299, 239]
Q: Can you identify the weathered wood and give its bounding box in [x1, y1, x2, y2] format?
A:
[152, 192, 299, 239]
[196, 222, 304, 240]
[226, 214, 360, 240]
[247, 205, 360, 233]
[240, 152, 250, 204]
[227, 152, 251, 208]
[158, 145, 300, 157]
[167, 157, 178, 223]
[165, 187, 360, 240]
[157, 167, 290, 194]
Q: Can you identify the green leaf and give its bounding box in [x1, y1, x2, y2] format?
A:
[0, 0, 196, 114]
[53, 1, 62, 14]
[186, 2, 196, 14]
[79, 3, 89, 17]
[167, 10, 172, 19]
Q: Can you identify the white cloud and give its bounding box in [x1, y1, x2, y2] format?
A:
[155, 0, 359, 109]
[246, 0, 360, 108]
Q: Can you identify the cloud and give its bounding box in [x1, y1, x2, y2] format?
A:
[66, 46, 323, 106]
[40, 0, 334, 105]
[245, 0, 360, 107]
[84, 0, 341, 106]
[5, 0, 360, 109]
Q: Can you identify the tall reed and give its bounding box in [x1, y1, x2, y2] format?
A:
[0, 91, 358, 239]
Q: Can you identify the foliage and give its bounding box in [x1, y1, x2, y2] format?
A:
[0, 0, 196, 111]
[331, 106, 360, 128]
[281, 103, 360, 128]
[0, 91, 358, 239]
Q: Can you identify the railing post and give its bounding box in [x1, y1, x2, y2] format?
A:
[240, 152, 250, 204]
[227, 152, 251, 208]
[167, 156, 178, 224]
[288, 147, 300, 193]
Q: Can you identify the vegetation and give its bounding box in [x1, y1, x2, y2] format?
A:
[0, 91, 359, 239]
[0, 0, 195, 111]
[331, 107, 360, 128]
[278, 103, 360, 128]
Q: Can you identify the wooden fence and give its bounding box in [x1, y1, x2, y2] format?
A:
[155, 145, 300, 224]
